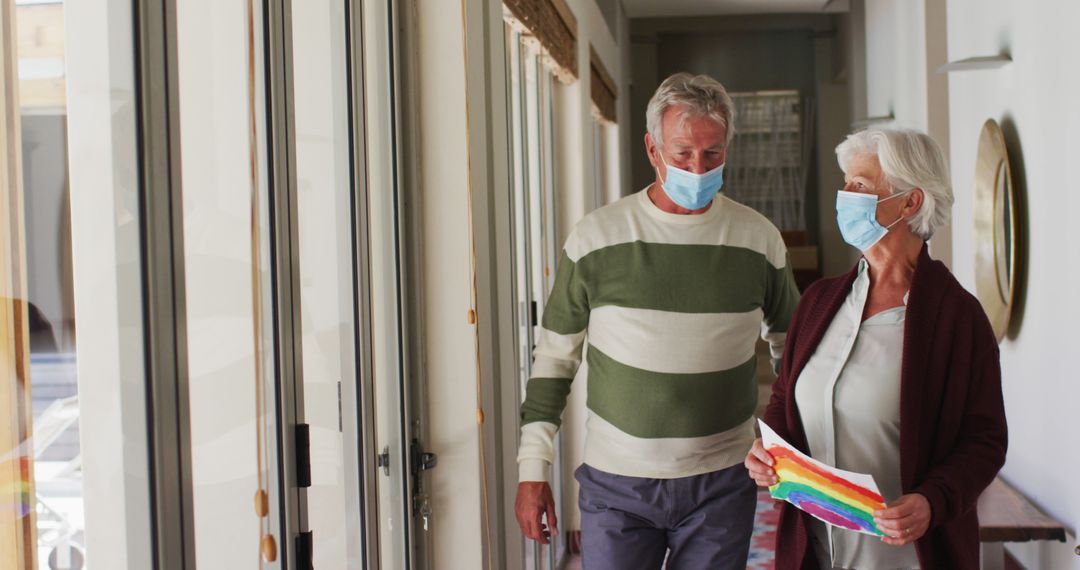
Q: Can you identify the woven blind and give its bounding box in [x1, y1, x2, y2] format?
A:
[503, 0, 577, 82]
[589, 45, 616, 123]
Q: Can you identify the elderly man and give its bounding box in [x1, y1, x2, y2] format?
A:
[514, 72, 800, 569]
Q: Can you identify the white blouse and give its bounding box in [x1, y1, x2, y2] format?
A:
[794, 259, 919, 570]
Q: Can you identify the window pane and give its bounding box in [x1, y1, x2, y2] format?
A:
[4, 0, 153, 568]
[175, 0, 282, 567]
[361, 0, 410, 561]
[291, 0, 364, 566]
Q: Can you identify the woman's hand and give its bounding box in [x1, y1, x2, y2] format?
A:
[744, 438, 778, 487]
[874, 493, 932, 546]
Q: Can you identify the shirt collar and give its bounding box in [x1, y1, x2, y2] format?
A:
[856, 257, 910, 306]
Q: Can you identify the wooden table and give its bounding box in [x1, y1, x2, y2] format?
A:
[977, 477, 1067, 569]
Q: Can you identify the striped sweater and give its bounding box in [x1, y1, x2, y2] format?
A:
[517, 188, 800, 482]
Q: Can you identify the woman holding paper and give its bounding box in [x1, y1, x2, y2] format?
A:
[744, 128, 1007, 570]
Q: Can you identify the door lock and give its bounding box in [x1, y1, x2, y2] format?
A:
[410, 438, 438, 531]
[376, 446, 390, 476]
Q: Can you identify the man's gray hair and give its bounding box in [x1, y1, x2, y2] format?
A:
[646, 73, 736, 148]
[836, 128, 953, 240]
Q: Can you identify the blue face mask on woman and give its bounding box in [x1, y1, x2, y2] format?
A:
[836, 189, 910, 252]
[657, 151, 725, 210]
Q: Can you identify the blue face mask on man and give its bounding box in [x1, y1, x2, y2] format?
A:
[656, 151, 725, 210]
[836, 189, 911, 252]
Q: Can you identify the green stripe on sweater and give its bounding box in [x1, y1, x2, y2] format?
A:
[541, 251, 589, 335]
[543, 242, 797, 334]
[521, 377, 573, 427]
[579, 241, 776, 313]
[586, 346, 758, 439]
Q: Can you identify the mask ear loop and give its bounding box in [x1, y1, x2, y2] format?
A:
[654, 147, 669, 185]
[876, 188, 913, 204]
[880, 189, 913, 230]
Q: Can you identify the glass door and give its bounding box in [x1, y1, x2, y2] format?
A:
[1, 1, 154, 569]
[4, 1, 419, 569]
[174, 0, 289, 567]
[290, 0, 363, 565]
[289, 0, 413, 568]
[175, 0, 414, 566]
[358, 0, 414, 568]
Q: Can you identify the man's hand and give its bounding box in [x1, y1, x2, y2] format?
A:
[874, 493, 932, 546]
[515, 481, 558, 544]
[744, 438, 778, 487]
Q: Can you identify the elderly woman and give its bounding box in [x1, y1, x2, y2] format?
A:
[744, 128, 1007, 569]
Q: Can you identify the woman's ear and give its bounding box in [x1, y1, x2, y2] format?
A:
[904, 188, 926, 216]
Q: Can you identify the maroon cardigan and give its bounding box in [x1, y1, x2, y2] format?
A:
[763, 245, 1007, 570]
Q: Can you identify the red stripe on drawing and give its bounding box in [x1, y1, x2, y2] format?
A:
[768, 446, 884, 504]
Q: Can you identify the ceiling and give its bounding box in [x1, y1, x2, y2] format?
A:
[621, 0, 849, 18]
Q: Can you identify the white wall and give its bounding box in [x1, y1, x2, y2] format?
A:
[864, 0, 1080, 565]
[862, 0, 953, 267]
[603, 121, 621, 205]
[563, 0, 621, 232]
[864, 0, 927, 131]
[944, 0, 1080, 566]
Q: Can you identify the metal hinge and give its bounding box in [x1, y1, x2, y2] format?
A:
[296, 424, 311, 488]
[296, 531, 313, 570]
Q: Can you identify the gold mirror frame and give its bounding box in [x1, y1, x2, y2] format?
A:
[974, 119, 1017, 342]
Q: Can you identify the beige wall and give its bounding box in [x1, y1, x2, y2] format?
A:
[553, 0, 624, 534]
[414, 0, 483, 566]
[415, 0, 624, 565]
[815, 16, 861, 277]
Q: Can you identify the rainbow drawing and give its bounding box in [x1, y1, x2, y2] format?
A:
[758, 419, 885, 536]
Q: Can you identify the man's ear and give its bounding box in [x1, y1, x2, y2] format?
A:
[645, 132, 659, 168]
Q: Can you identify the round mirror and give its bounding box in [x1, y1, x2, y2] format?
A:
[974, 119, 1017, 341]
[993, 161, 1013, 301]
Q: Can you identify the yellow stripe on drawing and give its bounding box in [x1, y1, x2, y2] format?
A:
[775, 461, 880, 513]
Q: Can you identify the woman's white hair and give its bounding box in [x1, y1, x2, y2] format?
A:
[646, 73, 736, 148]
[836, 128, 953, 240]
